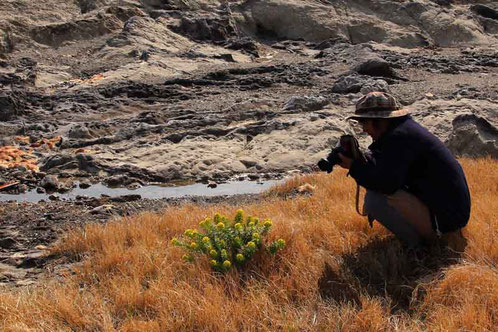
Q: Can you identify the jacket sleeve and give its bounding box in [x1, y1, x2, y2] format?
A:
[348, 137, 418, 194]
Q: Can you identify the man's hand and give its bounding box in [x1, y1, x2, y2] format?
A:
[338, 153, 353, 169]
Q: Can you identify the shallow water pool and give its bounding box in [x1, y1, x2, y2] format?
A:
[0, 180, 280, 203]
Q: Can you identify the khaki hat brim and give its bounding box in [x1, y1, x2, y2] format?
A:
[346, 109, 409, 120]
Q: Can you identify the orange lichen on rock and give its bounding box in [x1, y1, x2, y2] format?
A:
[30, 136, 61, 150]
[0, 146, 39, 171]
[13, 136, 30, 144]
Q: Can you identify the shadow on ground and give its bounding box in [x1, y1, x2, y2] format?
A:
[318, 237, 465, 312]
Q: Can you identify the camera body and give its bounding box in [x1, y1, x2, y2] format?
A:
[317, 135, 362, 173]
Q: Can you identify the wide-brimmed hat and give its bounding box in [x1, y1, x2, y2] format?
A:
[347, 92, 409, 120]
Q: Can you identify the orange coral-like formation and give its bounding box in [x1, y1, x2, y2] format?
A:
[0, 146, 38, 171]
[0, 136, 61, 171]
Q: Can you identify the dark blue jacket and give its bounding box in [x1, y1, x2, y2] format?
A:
[349, 116, 471, 233]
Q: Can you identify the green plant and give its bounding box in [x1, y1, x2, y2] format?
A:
[171, 209, 286, 272]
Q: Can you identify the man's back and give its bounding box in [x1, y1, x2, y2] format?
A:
[350, 116, 471, 233]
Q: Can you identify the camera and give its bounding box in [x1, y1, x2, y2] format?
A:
[317, 135, 360, 173]
[317, 146, 350, 173]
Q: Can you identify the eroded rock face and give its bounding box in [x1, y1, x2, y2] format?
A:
[0, 0, 497, 190]
[233, 0, 495, 47]
[448, 114, 498, 157]
[31, 13, 123, 47]
[407, 98, 498, 157]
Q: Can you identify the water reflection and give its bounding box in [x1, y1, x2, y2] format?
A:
[0, 180, 279, 203]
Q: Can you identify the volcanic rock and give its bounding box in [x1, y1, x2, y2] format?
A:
[0, 238, 17, 249]
[0, 91, 18, 121]
[68, 124, 94, 139]
[283, 96, 330, 112]
[471, 5, 498, 21]
[331, 74, 390, 94]
[40, 175, 60, 191]
[353, 58, 397, 78]
[448, 114, 498, 158]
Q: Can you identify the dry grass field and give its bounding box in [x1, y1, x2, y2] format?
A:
[0, 158, 496, 331]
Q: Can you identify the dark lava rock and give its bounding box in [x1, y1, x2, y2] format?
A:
[48, 194, 59, 201]
[0, 91, 18, 121]
[353, 58, 397, 78]
[40, 175, 60, 191]
[17, 252, 47, 269]
[77, 0, 98, 13]
[36, 187, 46, 194]
[105, 175, 129, 187]
[248, 174, 260, 180]
[0, 238, 17, 249]
[174, 15, 235, 41]
[79, 181, 91, 189]
[471, 5, 498, 20]
[109, 194, 142, 203]
[225, 37, 259, 57]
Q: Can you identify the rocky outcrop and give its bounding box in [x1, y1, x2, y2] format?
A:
[31, 13, 123, 47]
[233, 0, 496, 47]
[448, 114, 498, 157]
[0, 0, 497, 189]
[408, 98, 498, 158]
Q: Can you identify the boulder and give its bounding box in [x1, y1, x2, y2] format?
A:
[174, 15, 235, 41]
[283, 95, 330, 111]
[447, 114, 498, 158]
[40, 154, 99, 173]
[360, 80, 390, 95]
[79, 180, 91, 189]
[331, 74, 390, 94]
[68, 124, 94, 139]
[352, 58, 397, 78]
[40, 175, 60, 191]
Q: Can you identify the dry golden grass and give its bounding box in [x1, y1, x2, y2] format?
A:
[0, 158, 497, 331]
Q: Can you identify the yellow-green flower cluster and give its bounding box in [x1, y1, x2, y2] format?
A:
[268, 238, 286, 255]
[170, 209, 285, 272]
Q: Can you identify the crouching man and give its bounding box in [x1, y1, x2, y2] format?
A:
[338, 92, 471, 249]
